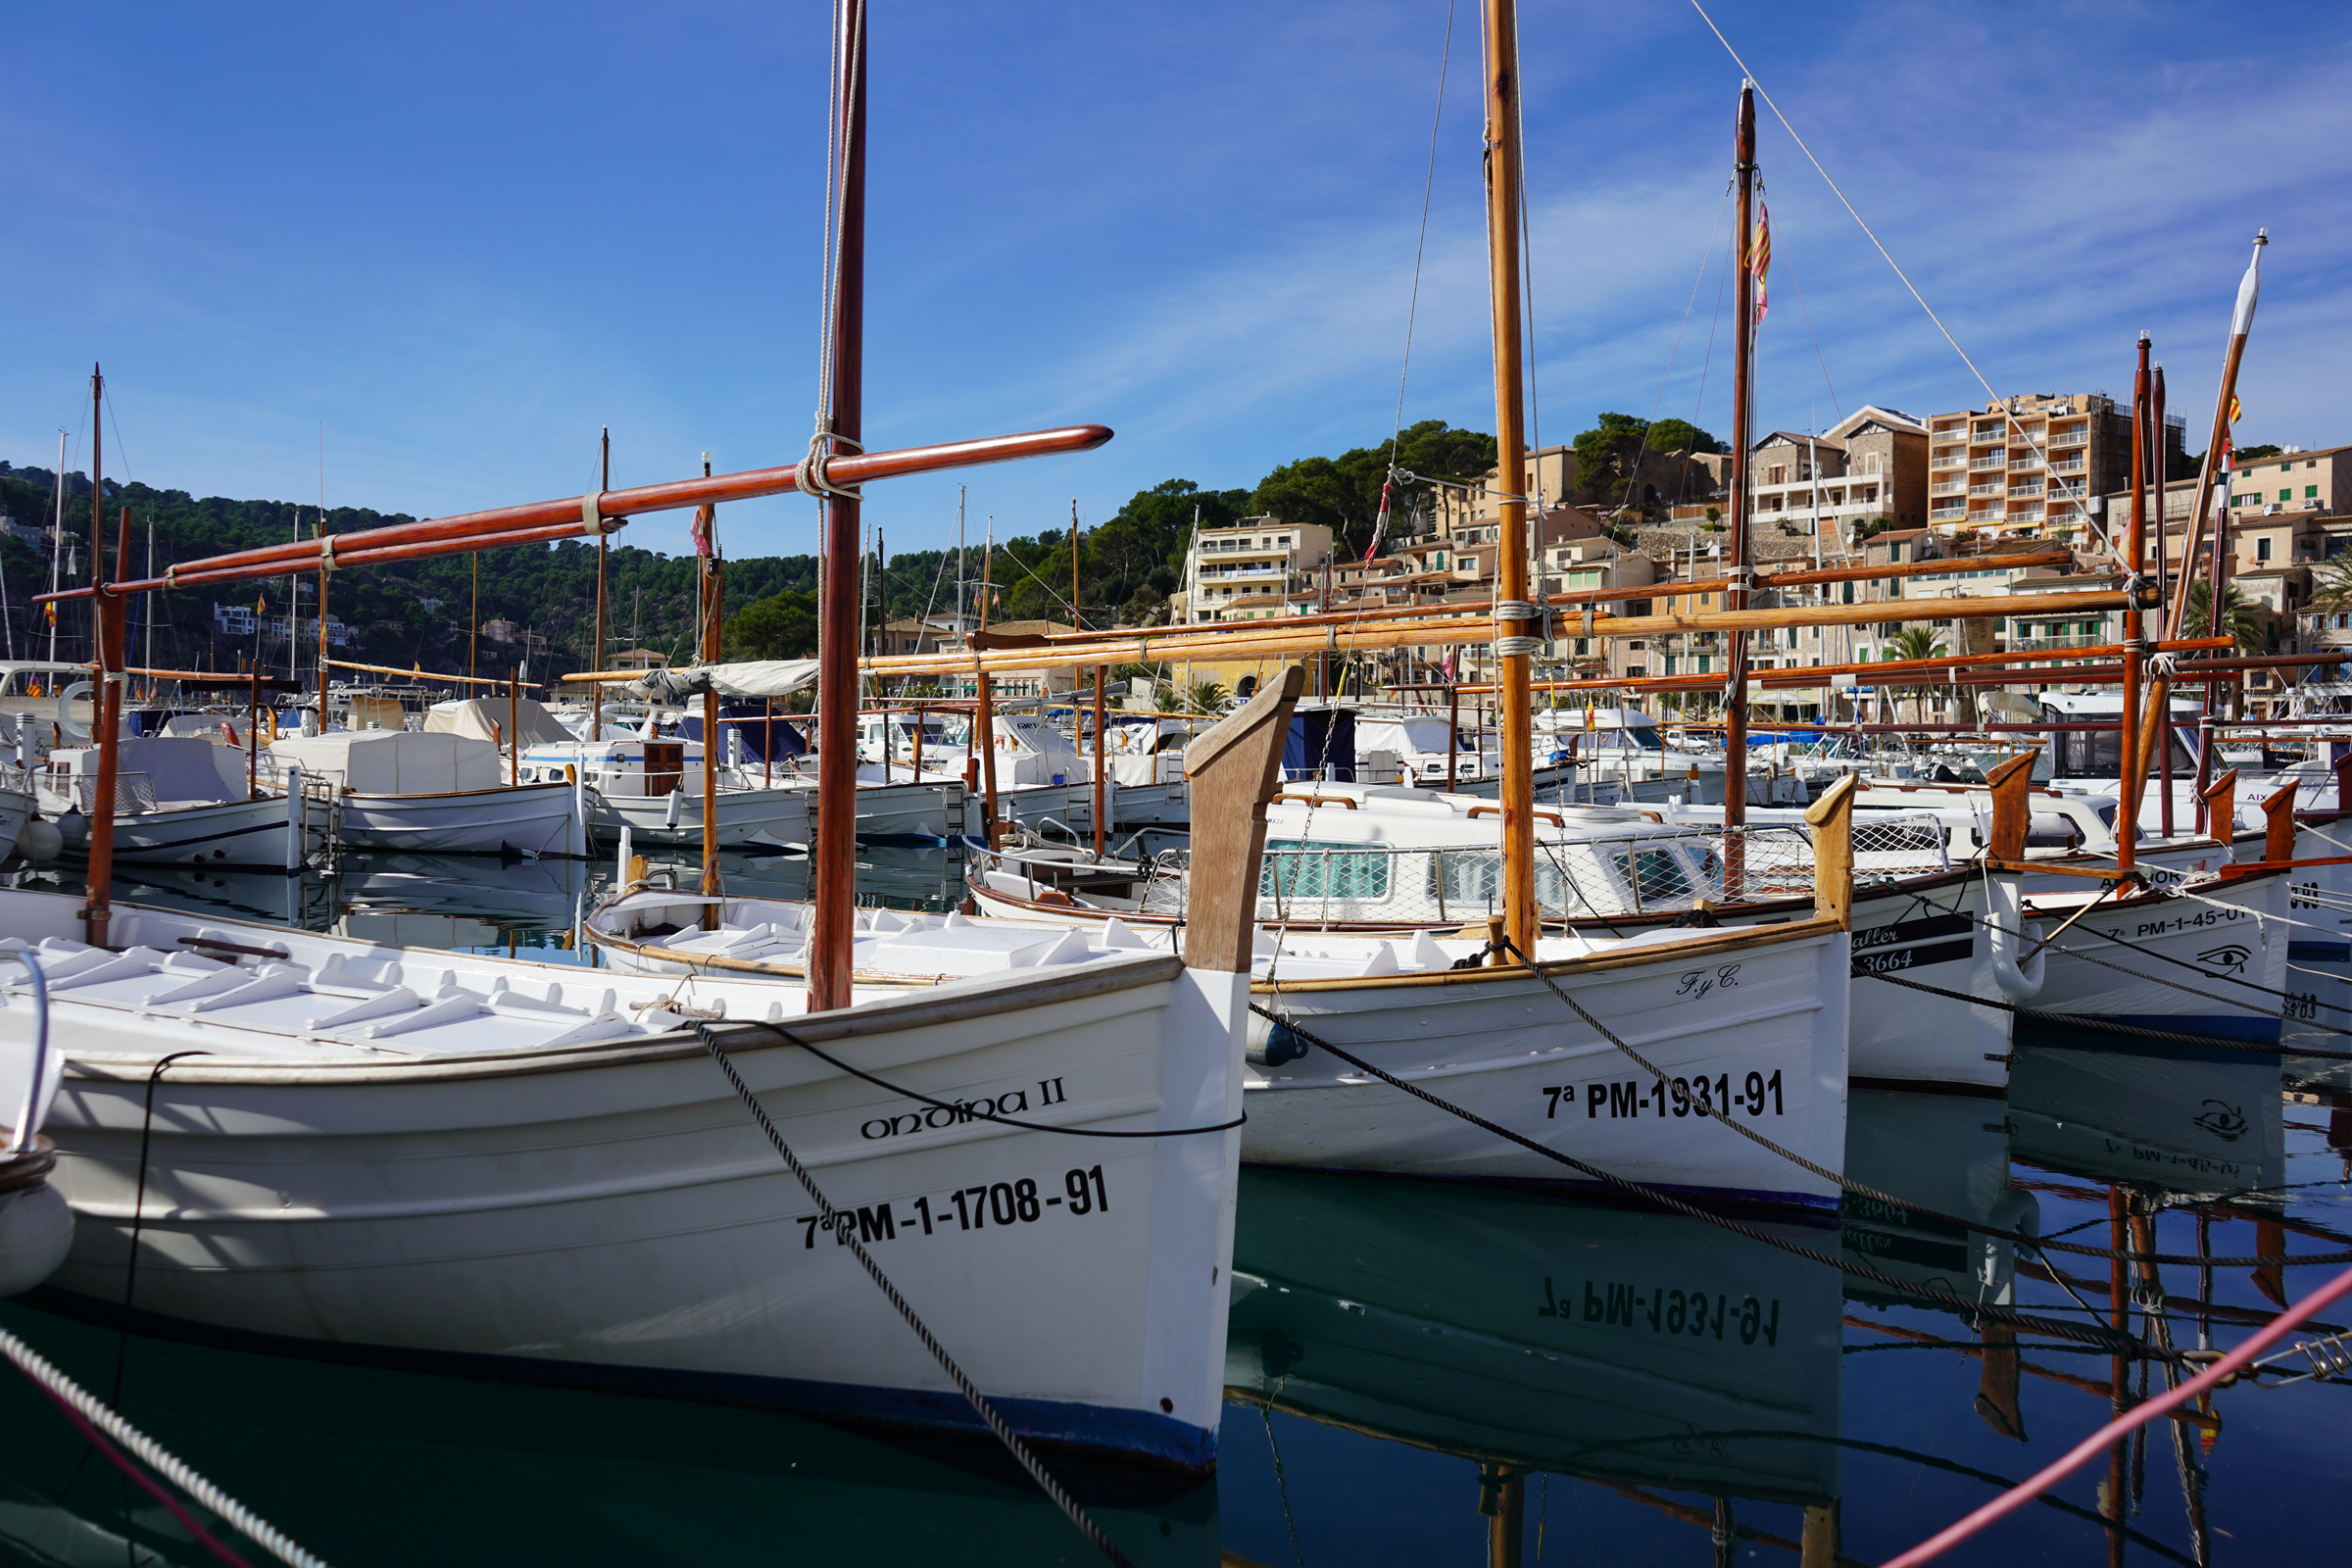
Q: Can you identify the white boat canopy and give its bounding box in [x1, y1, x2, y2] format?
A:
[624, 660, 821, 703]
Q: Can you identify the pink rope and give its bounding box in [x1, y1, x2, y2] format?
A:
[1884, 1260, 2352, 1567]
[30, 1381, 256, 1568]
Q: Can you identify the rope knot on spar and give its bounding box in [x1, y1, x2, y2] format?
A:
[2148, 651, 2181, 678]
[796, 420, 865, 503]
[318, 534, 337, 573]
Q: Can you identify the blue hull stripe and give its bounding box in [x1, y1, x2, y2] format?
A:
[24, 1285, 1216, 1473]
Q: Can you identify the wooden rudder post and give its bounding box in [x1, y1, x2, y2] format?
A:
[2263, 781, 2297, 866]
[1984, 752, 2036, 863]
[1179, 665, 1305, 972]
[2199, 767, 2237, 858]
[1802, 773, 1857, 931]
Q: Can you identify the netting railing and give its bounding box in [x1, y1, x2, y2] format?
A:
[1131, 812, 1950, 929]
[44, 772, 161, 817]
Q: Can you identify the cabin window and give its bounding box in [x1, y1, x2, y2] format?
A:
[1261, 840, 1390, 903]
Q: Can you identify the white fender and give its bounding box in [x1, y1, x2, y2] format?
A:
[1984, 871, 2045, 1003]
[53, 681, 93, 743]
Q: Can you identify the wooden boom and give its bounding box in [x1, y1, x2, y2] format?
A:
[37, 424, 1113, 602]
[860, 589, 2135, 679]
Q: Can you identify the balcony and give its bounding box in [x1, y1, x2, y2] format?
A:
[2050, 455, 2085, 472]
[2008, 480, 2044, 496]
[2009, 452, 2043, 470]
[1932, 450, 1967, 468]
[2050, 482, 2085, 500]
[1930, 481, 1965, 496]
[1970, 455, 2007, 469]
[1197, 564, 1289, 582]
[1969, 481, 2005, 496]
[1930, 505, 1967, 520]
[2008, 503, 2045, 520]
[2051, 429, 2088, 447]
[1931, 427, 1968, 442]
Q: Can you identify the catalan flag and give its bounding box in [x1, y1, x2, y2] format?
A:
[2230, 393, 2243, 424]
[1748, 204, 1772, 327]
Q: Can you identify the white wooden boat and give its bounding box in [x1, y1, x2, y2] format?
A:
[521, 737, 811, 851]
[270, 730, 583, 858]
[41, 737, 329, 870]
[0, 779, 30, 861]
[0, 674, 1302, 1469]
[2016, 869, 2295, 1043]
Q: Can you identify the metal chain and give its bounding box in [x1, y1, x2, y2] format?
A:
[693, 1023, 1136, 1568]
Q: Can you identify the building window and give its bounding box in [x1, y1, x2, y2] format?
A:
[2280, 489, 2294, 503]
[2308, 485, 2321, 499]
[2259, 537, 2273, 561]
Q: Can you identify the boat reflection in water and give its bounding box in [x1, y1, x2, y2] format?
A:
[2008, 1035, 2288, 1208]
[0, 1299, 1221, 1567]
[1224, 1168, 1843, 1533]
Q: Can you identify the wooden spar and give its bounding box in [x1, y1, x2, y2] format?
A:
[1724, 79, 1758, 844]
[698, 454, 722, 912]
[1450, 637, 2233, 695]
[83, 367, 122, 948]
[35, 425, 1114, 607]
[2138, 231, 2266, 808]
[508, 665, 519, 787]
[593, 428, 610, 744]
[2117, 332, 2152, 872]
[1482, 0, 1536, 950]
[2152, 360, 2177, 840]
[2200, 768, 2237, 859]
[321, 658, 542, 689]
[1536, 661, 2234, 700]
[808, 0, 867, 1014]
[858, 588, 2137, 680]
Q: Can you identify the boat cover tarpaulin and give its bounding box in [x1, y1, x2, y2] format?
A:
[424, 697, 575, 747]
[270, 731, 505, 795]
[624, 661, 822, 703]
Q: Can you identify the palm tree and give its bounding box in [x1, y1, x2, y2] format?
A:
[2311, 557, 2352, 614]
[1188, 680, 1230, 716]
[2181, 580, 2263, 654]
[1886, 625, 1949, 724]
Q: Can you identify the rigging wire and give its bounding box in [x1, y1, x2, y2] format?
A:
[1377, 0, 1457, 515]
[1685, 0, 2119, 562]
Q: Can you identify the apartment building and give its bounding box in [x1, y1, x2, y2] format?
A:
[1435, 446, 1578, 539]
[1746, 406, 1932, 540]
[1178, 518, 1334, 624]
[1924, 392, 2137, 539]
[2105, 444, 2352, 532]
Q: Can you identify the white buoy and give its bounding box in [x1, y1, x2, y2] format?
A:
[0, 1182, 73, 1298]
[56, 808, 86, 850]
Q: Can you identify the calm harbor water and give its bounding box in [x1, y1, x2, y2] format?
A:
[2, 849, 2347, 1565]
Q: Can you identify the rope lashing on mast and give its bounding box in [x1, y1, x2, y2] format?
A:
[795, 424, 865, 504]
[579, 490, 625, 537]
[1492, 598, 1549, 658]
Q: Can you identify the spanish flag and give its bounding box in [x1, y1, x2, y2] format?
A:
[1748, 204, 1772, 327]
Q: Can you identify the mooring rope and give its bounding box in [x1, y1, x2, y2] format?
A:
[0, 1324, 329, 1568]
[1246, 1002, 2156, 1356]
[692, 1022, 1134, 1567]
[1865, 968, 2352, 1065]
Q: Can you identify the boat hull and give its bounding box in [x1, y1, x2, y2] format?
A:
[2024, 872, 2292, 1043]
[1242, 923, 1850, 1208]
[336, 781, 579, 857]
[3, 897, 1247, 1470]
[71, 796, 323, 869]
[591, 785, 811, 850]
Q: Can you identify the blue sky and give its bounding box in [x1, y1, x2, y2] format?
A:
[3, 1, 2348, 561]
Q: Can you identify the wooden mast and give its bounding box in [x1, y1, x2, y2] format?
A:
[1724, 82, 1758, 838]
[2115, 332, 2151, 872]
[697, 454, 722, 913]
[592, 427, 610, 742]
[1482, 0, 1537, 952]
[82, 366, 123, 947]
[2137, 230, 2265, 821]
[808, 0, 868, 1012]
